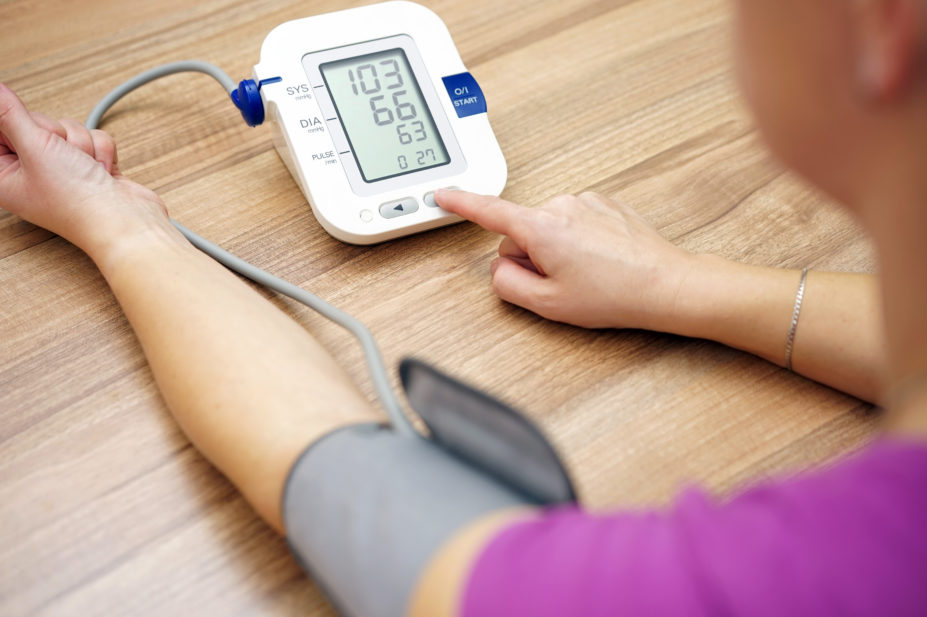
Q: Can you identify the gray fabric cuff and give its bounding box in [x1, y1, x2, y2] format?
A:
[282, 423, 529, 617]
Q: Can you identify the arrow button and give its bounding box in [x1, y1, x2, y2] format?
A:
[379, 197, 419, 219]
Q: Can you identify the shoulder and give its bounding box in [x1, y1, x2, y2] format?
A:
[458, 439, 927, 617]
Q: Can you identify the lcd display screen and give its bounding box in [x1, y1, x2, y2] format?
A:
[320, 48, 450, 183]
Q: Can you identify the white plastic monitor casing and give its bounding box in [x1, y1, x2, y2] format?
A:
[253, 1, 507, 244]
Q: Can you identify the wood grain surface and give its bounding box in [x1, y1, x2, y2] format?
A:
[0, 0, 878, 615]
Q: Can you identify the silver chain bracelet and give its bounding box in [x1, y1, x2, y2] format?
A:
[785, 268, 809, 371]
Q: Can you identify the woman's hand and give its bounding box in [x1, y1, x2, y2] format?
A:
[0, 82, 172, 258]
[438, 188, 887, 402]
[436, 189, 696, 330]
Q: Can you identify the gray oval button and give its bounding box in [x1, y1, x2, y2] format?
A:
[379, 197, 419, 219]
[424, 187, 458, 208]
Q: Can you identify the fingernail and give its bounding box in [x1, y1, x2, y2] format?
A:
[490, 257, 500, 275]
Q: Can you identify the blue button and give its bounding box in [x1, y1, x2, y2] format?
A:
[441, 72, 487, 118]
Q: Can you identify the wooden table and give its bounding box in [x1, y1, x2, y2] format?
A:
[0, 0, 878, 615]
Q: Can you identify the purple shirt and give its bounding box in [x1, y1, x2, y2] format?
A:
[463, 439, 927, 616]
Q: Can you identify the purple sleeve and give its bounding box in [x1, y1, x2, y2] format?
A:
[462, 439, 927, 617]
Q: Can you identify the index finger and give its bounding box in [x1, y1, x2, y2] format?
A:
[435, 189, 528, 242]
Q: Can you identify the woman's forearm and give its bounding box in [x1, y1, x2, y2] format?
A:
[90, 220, 378, 531]
[668, 254, 886, 402]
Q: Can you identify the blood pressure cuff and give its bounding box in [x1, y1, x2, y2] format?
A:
[282, 359, 576, 617]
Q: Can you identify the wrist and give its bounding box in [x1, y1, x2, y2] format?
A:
[634, 251, 729, 336]
[668, 255, 809, 364]
[82, 205, 192, 279]
[657, 252, 742, 339]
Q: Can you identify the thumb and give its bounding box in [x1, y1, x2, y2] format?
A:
[0, 83, 45, 156]
[490, 256, 554, 314]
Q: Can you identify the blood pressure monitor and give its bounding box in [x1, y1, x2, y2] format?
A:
[253, 1, 507, 244]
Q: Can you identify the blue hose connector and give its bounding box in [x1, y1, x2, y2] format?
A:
[231, 77, 281, 127]
[231, 79, 264, 126]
